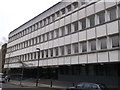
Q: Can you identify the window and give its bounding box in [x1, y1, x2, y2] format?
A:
[61, 26, 65, 36]
[73, 2, 78, 9]
[51, 31, 54, 39]
[73, 21, 79, 32]
[81, 18, 86, 29]
[55, 29, 59, 38]
[35, 23, 38, 30]
[42, 34, 45, 42]
[99, 38, 107, 49]
[90, 40, 96, 51]
[52, 14, 55, 22]
[55, 47, 59, 56]
[46, 32, 49, 40]
[61, 8, 65, 15]
[56, 11, 60, 17]
[66, 24, 71, 34]
[39, 35, 41, 43]
[82, 42, 87, 52]
[32, 25, 35, 31]
[66, 45, 71, 54]
[109, 7, 116, 21]
[48, 17, 51, 24]
[44, 19, 46, 26]
[50, 49, 53, 57]
[34, 52, 36, 59]
[112, 35, 119, 48]
[81, 0, 86, 5]
[45, 50, 48, 58]
[98, 12, 105, 24]
[73, 43, 79, 53]
[41, 51, 44, 58]
[89, 15, 95, 27]
[67, 5, 71, 12]
[60, 46, 64, 55]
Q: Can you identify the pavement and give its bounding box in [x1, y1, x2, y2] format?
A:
[7, 78, 74, 90]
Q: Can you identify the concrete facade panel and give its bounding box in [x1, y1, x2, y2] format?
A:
[98, 52, 109, 62]
[107, 21, 119, 35]
[78, 8, 86, 19]
[59, 37, 65, 46]
[105, 1, 117, 9]
[79, 31, 87, 41]
[79, 55, 87, 64]
[109, 50, 119, 62]
[88, 53, 97, 63]
[64, 57, 71, 65]
[71, 56, 78, 64]
[95, 0, 105, 13]
[71, 12, 78, 22]
[58, 57, 64, 65]
[71, 33, 78, 43]
[86, 4, 95, 16]
[87, 28, 96, 40]
[96, 25, 107, 37]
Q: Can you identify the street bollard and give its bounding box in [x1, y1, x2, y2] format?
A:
[73, 82, 75, 86]
[50, 80, 52, 87]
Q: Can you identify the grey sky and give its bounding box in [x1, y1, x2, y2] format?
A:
[0, 0, 61, 47]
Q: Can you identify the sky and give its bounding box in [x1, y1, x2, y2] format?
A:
[0, 0, 61, 48]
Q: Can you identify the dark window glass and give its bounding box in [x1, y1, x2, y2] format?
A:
[73, 21, 79, 32]
[34, 52, 36, 59]
[112, 35, 119, 48]
[46, 50, 48, 58]
[55, 29, 59, 38]
[66, 24, 71, 34]
[55, 47, 59, 56]
[89, 15, 95, 27]
[73, 43, 79, 53]
[81, 18, 86, 29]
[109, 8, 116, 21]
[48, 17, 51, 24]
[51, 31, 54, 39]
[73, 2, 78, 9]
[44, 19, 46, 26]
[52, 14, 55, 22]
[41, 51, 44, 58]
[82, 42, 87, 52]
[66, 45, 71, 54]
[61, 27, 65, 36]
[90, 40, 96, 51]
[43, 34, 45, 42]
[98, 12, 105, 24]
[60, 46, 64, 55]
[100, 38, 107, 49]
[67, 5, 71, 12]
[81, 1, 86, 5]
[56, 11, 60, 17]
[61, 8, 65, 15]
[50, 49, 53, 57]
[47, 32, 49, 40]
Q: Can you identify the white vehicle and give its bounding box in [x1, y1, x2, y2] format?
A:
[0, 73, 6, 83]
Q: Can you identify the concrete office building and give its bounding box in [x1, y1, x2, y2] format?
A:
[0, 49, 2, 73]
[4, 0, 120, 88]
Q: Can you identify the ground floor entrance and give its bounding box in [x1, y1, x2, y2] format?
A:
[9, 63, 120, 88]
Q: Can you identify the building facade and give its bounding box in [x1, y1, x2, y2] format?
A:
[0, 49, 2, 73]
[4, 0, 120, 88]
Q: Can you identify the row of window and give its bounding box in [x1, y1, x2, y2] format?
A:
[7, 6, 118, 53]
[9, 1, 87, 42]
[7, 35, 119, 63]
